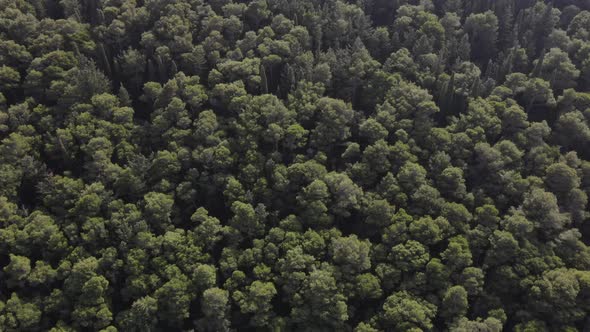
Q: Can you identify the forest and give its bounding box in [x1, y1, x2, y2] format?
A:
[1, 0, 590, 330]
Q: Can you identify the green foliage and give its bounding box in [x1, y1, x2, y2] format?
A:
[1, 1, 590, 331]
[381, 291, 437, 331]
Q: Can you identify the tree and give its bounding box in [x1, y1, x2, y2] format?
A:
[354, 273, 382, 300]
[567, 11, 590, 41]
[117, 48, 147, 93]
[441, 285, 469, 320]
[234, 280, 277, 328]
[534, 48, 580, 90]
[1, 293, 42, 330]
[441, 236, 472, 272]
[191, 207, 224, 250]
[437, 166, 467, 200]
[143, 192, 174, 230]
[155, 274, 192, 326]
[554, 111, 590, 153]
[330, 235, 371, 274]
[290, 268, 348, 330]
[72, 276, 112, 329]
[118, 296, 158, 332]
[324, 172, 363, 218]
[0, 65, 20, 92]
[397, 162, 428, 195]
[527, 268, 589, 325]
[523, 188, 568, 238]
[409, 216, 448, 246]
[544, 163, 580, 196]
[384, 48, 418, 81]
[459, 267, 485, 296]
[464, 11, 499, 63]
[3, 254, 31, 287]
[199, 288, 230, 332]
[311, 97, 355, 150]
[390, 240, 430, 273]
[296, 179, 332, 228]
[363, 198, 395, 228]
[359, 118, 389, 143]
[230, 201, 265, 239]
[452, 316, 503, 332]
[484, 230, 519, 266]
[381, 291, 437, 331]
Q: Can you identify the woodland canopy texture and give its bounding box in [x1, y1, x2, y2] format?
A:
[1, 0, 590, 331]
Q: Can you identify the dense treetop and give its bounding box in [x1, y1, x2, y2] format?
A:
[1, 0, 590, 331]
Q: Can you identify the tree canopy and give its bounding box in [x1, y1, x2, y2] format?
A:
[1, 0, 590, 331]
